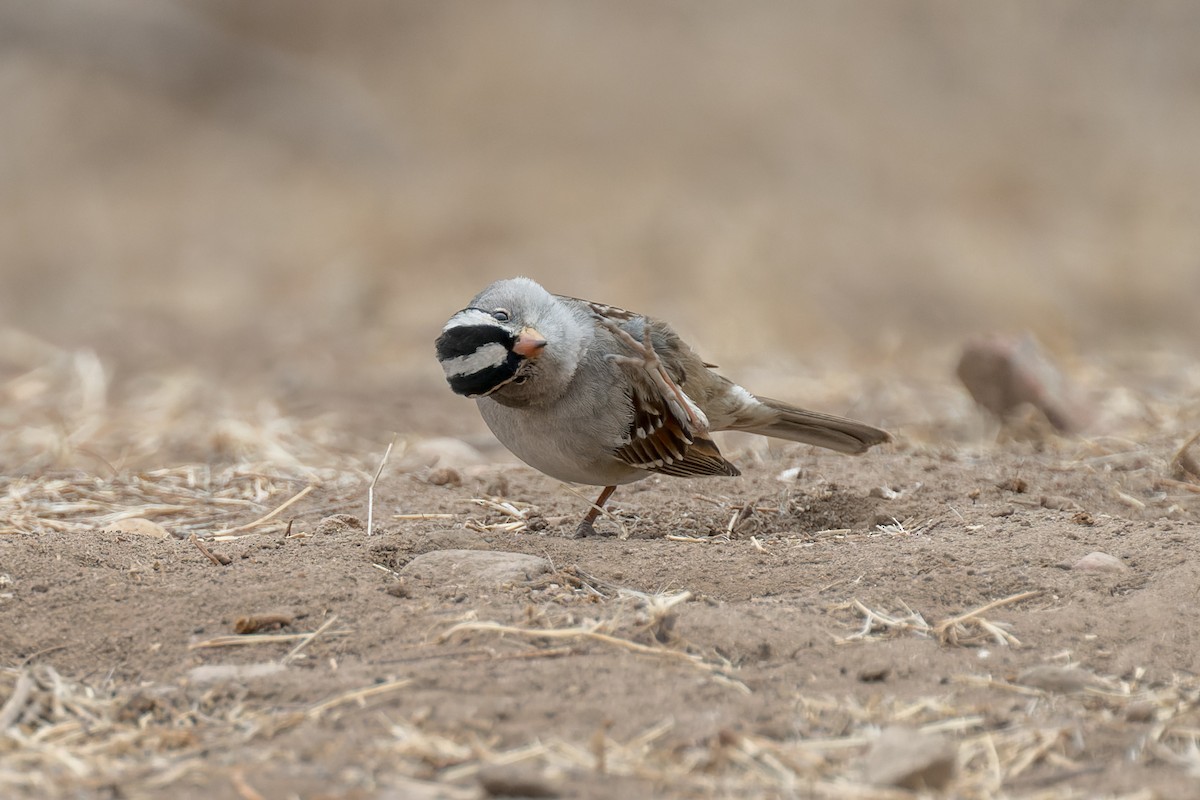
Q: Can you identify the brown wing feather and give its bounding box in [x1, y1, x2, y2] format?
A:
[607, 339, 740, 478]
[561, 293, 740, 478]
[614, 402, 740, 478]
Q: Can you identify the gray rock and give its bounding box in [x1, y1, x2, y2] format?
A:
[401, 550, 551, 587]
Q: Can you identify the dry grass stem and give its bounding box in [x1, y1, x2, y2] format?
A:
[281, 614, 340, 665]
[230, 768, 267, 800]
[1160, 476, 1200, 495]
[954, 675, 1059, 697]
[306, 677, 414, 719]
[665, 533, 728, 543]
[189, 629, 351, 650]
[220, 483, 317, 535]
[366, 434, 398, 536]
[0, 671, 35, 730]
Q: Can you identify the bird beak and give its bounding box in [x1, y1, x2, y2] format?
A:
[512, 328, 548, 358]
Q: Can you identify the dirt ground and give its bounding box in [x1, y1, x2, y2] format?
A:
[2, 341, 1200, 799]
[4, 4, 1200, 798]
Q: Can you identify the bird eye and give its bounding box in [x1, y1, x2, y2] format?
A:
[491, 308, 510, 321]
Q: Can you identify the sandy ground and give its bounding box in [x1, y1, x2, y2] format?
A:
[4, 4, 1200, 798]
[2, 340, 1200, 799]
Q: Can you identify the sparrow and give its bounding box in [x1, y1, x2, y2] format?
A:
[435, 277, 890, 536]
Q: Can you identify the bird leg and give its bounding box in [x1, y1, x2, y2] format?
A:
[575, 485, 617, 537]
[599, 318, 709, 431]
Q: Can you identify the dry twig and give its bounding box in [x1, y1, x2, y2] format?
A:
[189, 532, 230, 566]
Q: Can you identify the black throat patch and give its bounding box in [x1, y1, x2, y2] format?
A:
[435, 323, 524, 397]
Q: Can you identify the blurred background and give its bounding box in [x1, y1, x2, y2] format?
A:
[2, 0, 1198, 453]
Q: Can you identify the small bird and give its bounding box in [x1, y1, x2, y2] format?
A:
[435, 277, 890, 536]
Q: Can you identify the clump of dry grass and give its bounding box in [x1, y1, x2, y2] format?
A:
[379, 669, 1193, 799]
[438, 587, 749, 688]
[839, 590, 1044, 649]
[0, 334, 370, 538]
[3, 630, 1199, 797]
[0, 465, 356, 539]
[462, 497, 543, 534]
[0, 333, 367, 475]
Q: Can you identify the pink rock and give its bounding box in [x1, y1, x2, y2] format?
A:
[956, 333, 1087, 433]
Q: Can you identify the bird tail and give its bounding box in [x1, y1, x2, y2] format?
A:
[737, 396, 891, 455]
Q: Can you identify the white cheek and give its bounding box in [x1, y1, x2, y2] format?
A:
[440, 342, 509, 378]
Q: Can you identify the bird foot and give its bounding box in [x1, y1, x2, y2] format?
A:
[572, 485, 618, 538]
[573, 517, 602, 538]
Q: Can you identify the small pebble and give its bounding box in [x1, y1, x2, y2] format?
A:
[857, 663, 891, 683]
[1125, 701, 1157, 723]
[102, 518, 170, 539]
[426, 467, 462, 487]
[1071, 551, 1127, 572]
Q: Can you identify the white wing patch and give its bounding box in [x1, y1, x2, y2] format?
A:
[440, 342, 508, 378]
[729, 383, 761, 409]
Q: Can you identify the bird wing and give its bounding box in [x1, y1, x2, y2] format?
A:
[563, 298, 740, 479]
[614, 376, 740, 477]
